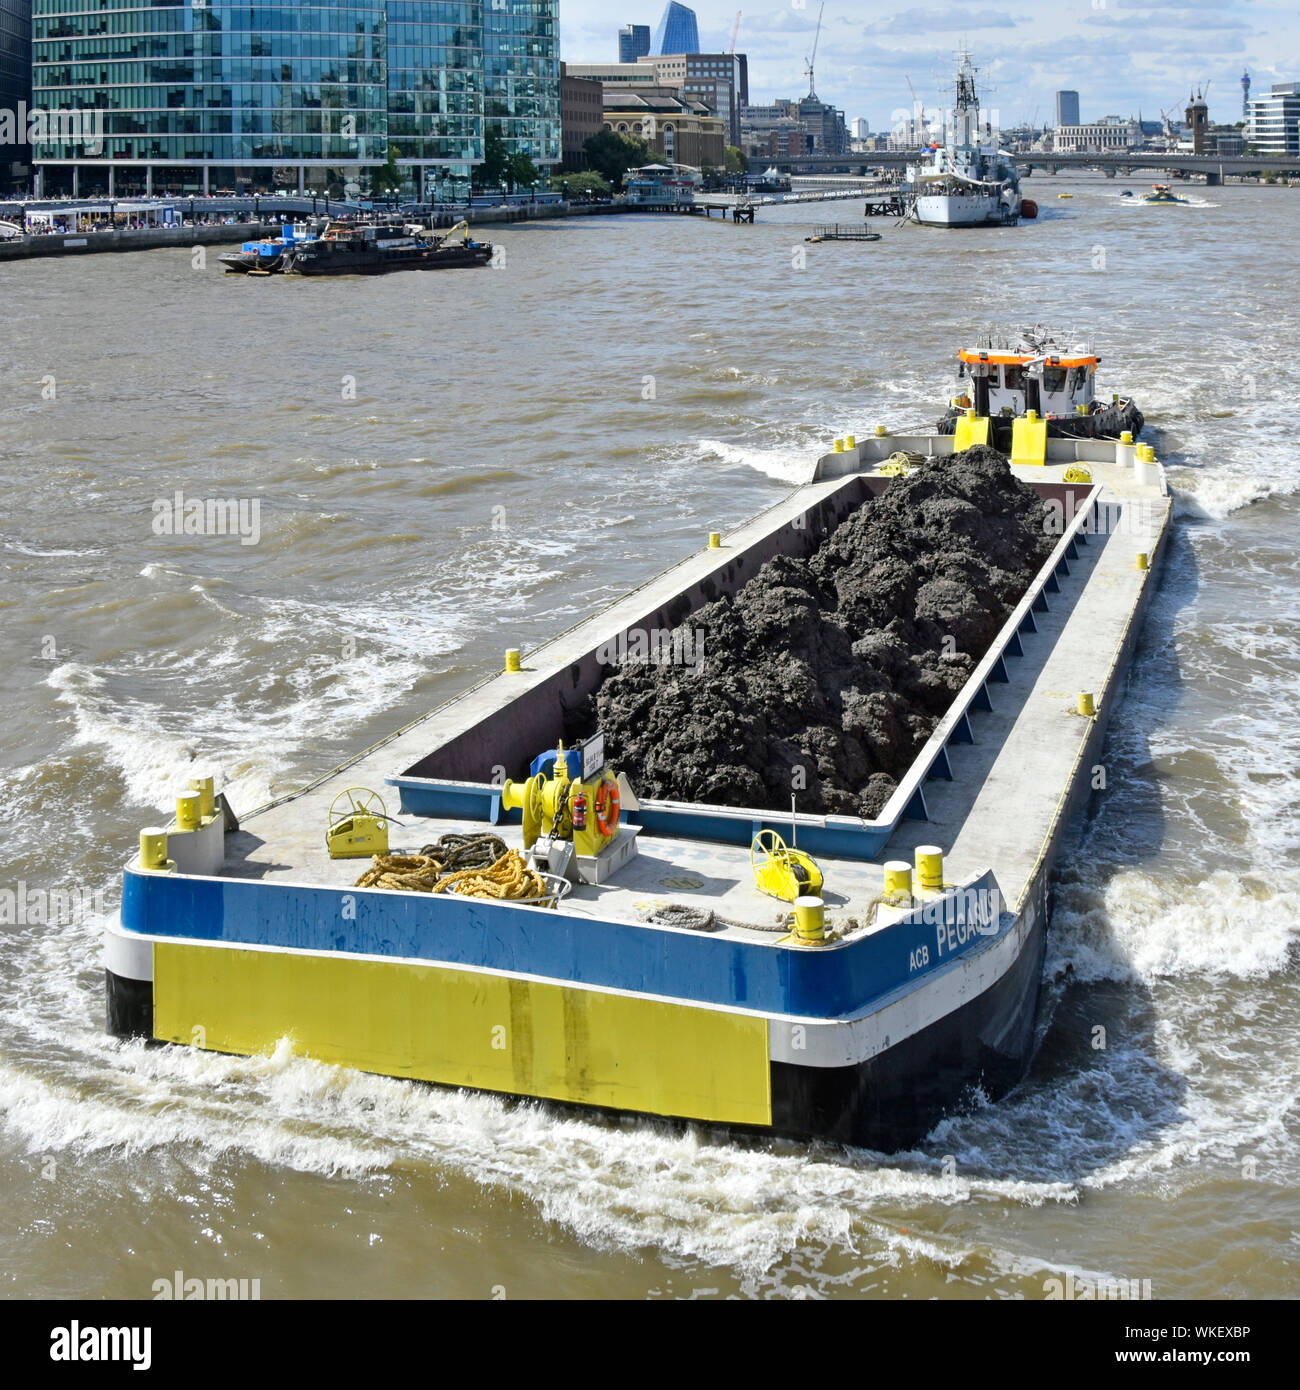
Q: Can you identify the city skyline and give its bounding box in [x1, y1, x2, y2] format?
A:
[568, 1, 1295, 131]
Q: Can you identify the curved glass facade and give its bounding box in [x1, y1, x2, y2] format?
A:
[29, 0, 555, 195]
[34, 1, 388, 163]
[651, 3, 698, 57]
[483, 0, 558, 165]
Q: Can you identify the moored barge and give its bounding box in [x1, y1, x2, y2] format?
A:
[105, 401, 1171, 1151]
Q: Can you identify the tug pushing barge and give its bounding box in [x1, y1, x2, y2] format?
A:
[105, 405, 1171, 1151]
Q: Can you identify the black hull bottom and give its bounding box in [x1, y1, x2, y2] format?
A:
[771, 905, 1048, 1150]
[290, 251, 491, 276]
[937, 400, 1145, 452]
[106, 968, 152, 1040]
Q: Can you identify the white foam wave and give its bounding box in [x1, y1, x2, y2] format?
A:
[1048, 867, 1299, 985]
[1171, 472, 1297, 520]
[697, 438, 816, 485]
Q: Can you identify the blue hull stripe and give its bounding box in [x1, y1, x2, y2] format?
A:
[120, 868, 1007, 1020]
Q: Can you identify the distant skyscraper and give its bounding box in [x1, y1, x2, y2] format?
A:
[1242, 69, 1251, 123]
[619, 24, 651, 63]
[852, 118, 870, 140]
[1056, 90, 1080, 127]
[0, 0, 30, 190]
[653, 2, 700, 55]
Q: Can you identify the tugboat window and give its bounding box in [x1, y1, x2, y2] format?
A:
[1002, 365, 1025, 391]
[1043, 366, 1067, 393]
[1071, 365, 1089, 391]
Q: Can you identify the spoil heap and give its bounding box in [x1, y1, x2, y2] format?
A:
[593, 446, 1053, 819]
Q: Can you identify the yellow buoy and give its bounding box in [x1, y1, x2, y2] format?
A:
[1077, 691, 1096, 717]
[505, 648, 522, 672]
[915, 845, 944, 891]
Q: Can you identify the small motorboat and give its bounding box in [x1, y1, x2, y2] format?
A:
[1142, 183, 1190, 205]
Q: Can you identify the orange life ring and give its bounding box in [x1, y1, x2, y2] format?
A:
[594, 778, 621, 837]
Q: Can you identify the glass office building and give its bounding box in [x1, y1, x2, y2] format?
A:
[29, 0, 554, 198]
[652, 3, 698, 56]
[483, 0, 559, 168]
[0, 0, 30, 190]
[618, 24, 650, 64]
[387, 1, 483, 200]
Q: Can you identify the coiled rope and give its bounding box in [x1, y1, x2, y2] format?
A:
[354, 832, 511, 894]
[641, 903, 790, 933]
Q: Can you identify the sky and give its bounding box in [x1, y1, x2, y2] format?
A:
[561, 1, 1297, 130]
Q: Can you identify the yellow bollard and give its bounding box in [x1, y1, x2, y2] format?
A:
[793, 895, 826, 943]
[1077, 691, 1096, 717]
[915, 844, 944, 891]
[175, 792, 201, 831]
[1120, 431, 1134, 445]
[883, 860, 913, 903]
[1136, 551, 1150, 571]
[1025, 409, 1039, 422]
[833, 438, 844, 453]
[189, 774, 215, 819]
[708, 531, 721, 548]
[505, 648, 522, 672]
[874, 424, 887, 437]
[139, 829, 169, 870]
[846, 434, 856, 450]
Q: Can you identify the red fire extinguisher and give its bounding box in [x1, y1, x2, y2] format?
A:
[570, 787, 588, 832]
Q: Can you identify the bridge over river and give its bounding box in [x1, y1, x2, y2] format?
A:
[771, 151, 1300, 183]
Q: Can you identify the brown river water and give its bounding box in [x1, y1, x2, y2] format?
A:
[0, 178, 1296, 1299]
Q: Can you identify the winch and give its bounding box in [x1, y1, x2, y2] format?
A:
[498, 735, 637, 884]
[326, 787, 400, 859]
[501, 739, 620, 857]
[750, 828, 824, 903]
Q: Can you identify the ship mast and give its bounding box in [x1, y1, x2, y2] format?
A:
[950, 48, 980, 150]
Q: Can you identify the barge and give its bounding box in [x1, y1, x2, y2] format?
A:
[104, 424, 1170, 1151]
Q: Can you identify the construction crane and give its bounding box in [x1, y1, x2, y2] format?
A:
[905, 74, 923, 143]
[805, 2, 824, 100]
[730, 10, 741, 55]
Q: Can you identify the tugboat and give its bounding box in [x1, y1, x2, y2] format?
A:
[936, 326, 1144, 451]
[906, 51, 1022, 227]
[219, 222, 318, 275]
[1142, 183, 1190, 205]
[283, 218, 493, 275]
